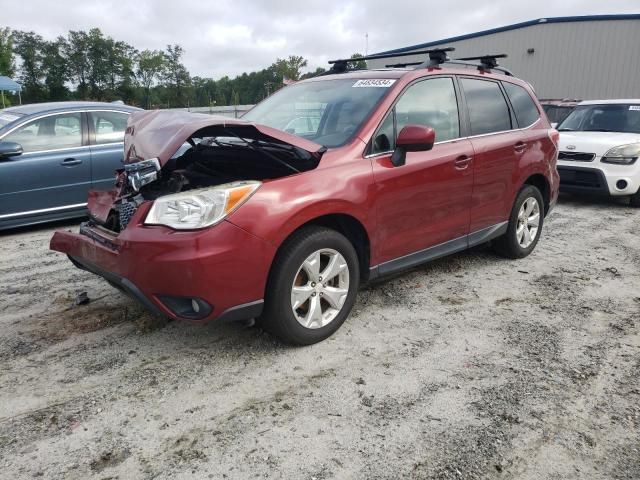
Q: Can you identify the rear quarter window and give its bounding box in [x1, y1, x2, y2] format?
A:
[503, 82, 540, 127]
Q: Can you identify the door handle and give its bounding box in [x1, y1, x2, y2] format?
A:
[454, 155, 472, 170]
[60, 158, 82, 166]
[514, 142, 527, 153]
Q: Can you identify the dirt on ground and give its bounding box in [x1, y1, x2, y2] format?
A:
[1, 194, 639, 480]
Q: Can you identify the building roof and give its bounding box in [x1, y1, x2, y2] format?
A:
[375, 14, 640, 55]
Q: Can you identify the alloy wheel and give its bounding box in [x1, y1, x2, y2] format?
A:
[516, 197, 541, 248]
[290, 248, 350, 329]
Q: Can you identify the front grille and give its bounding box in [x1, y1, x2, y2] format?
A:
[559, 169, 603, 188]
[558, 151, 595, 162]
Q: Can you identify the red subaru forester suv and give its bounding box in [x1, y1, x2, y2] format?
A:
[51, 50, 559, 345]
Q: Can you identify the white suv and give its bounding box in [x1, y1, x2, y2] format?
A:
[556, 99, 640, 206]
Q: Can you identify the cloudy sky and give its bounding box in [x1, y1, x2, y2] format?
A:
[3, 1, 638, 79]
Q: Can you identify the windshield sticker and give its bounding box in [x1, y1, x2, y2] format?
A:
[352, 79, 396, 88]
[629, 106, 640, 111]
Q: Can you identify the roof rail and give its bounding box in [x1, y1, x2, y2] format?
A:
[327, 47, 455, 73]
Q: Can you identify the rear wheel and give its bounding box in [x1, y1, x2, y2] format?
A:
[260, 226, 360, 345]
[493, 185, 544, 259]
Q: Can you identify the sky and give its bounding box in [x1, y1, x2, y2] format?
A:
[2, 1, 639, 80]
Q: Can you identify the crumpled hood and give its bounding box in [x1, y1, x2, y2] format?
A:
[559, 131, 640, 156]
[124, 110, 326, 166]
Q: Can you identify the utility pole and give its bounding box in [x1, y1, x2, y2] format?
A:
[365, 33, 369, 56]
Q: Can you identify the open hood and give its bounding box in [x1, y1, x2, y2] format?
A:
[124, 110, 326, 166]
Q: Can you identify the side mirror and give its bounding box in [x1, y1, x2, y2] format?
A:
[550, 122, 558, 129]
[0, 141, 23, 159]
[391, 125, 435, 167]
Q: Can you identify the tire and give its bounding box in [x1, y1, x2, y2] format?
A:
[260, 226, 360, 345]
[630, 190, 640, 208]
[493, 185, 545, 259]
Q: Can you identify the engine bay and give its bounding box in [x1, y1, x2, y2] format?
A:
[100, 131, 323, 233]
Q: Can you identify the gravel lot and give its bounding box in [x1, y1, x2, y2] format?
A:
[1, 195, 639, 480]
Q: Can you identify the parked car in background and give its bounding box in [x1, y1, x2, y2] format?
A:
[556, 99, 640, 206]
[51, 52, 559, 345]
[0, 101, 141, 230]
[540, 99, 580, 127]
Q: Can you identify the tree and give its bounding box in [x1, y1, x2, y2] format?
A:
[106, 39, 137, 102]
[0, 28, 15, 77]
[300, 67, 327, 80]
[64, 30, 90, 99]
[163, 44, 190, 107]
[136, 49, 166, 108]
[273, 55, 308, 82]
[13, 31, 46, 102]
[42, 37, 69, 100]
[350, 53, 367, 70]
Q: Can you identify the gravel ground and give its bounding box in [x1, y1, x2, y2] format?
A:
[1, 194, 639, 480]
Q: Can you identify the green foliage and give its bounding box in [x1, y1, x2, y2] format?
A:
[42, 38, 69, 100]
[350, 53, 367, 70]
[273, 55, 308, 81]
[12, 31, 46, 102]
[5, 26, 316, 108]
[0, 27, 15, 77]
[137, 49, 166, 108]
[162, 44, 190, 107]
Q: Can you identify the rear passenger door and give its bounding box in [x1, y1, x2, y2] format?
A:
[88, 110, 130, 191]
[460, 77, 523, 233]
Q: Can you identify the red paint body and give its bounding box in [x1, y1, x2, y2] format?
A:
[50, 66, 559, 323]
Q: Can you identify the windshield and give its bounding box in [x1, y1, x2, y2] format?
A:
[542, 105, 574, 125]
[243, 78, 395, 148]
[0, 111, 22, 129]
[558, 104, 640, 133]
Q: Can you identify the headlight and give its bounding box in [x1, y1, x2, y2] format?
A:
[601, 143, 640, 165]
[145, 181, 260, 230]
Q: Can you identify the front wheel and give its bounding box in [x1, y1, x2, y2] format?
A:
[260, 226, 360, 345]
[493, 185, 544, 259]
[630, 190, 640, 207]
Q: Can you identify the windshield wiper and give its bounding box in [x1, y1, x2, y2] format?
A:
[558, 128, 573, 131]
[584, 129, 614, 132]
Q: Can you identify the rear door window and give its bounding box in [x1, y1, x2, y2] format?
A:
[90, 111, 129, 144]
[460, 78, 512, 136]
[503, 82, 540, 127]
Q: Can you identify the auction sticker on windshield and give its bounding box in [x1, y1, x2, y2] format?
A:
[629, 106, 640, 111]
[352, 79, 396, 88]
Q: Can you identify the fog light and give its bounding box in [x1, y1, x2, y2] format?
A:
[616, 180, 628, 190]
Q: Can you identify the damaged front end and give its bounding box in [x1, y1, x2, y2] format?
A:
[51, 110, 322, 322]
[88, 110, 326, 234]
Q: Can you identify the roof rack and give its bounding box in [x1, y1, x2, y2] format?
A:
[456, 54, 509, 70]
[325, 49, 513, 76]
[327, 47, 455, 73]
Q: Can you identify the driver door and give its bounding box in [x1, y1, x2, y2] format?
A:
[369, 76, 474, 270]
